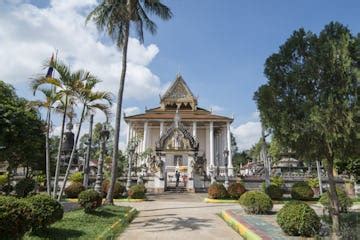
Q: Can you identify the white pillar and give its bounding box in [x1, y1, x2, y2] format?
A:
[210, 122, 214, 167]
[192, 121, 197, 138]
[143, 121, 148, 152]
[227, 122, 233, 176]
[126, 122, 132, 146]
[160, 121, 164, 136]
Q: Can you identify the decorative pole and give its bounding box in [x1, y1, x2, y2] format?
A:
[94, 124, 109, 194]
[83, 114, 94, 188]
[223, 149, 229, 189]
[316, 160, 323, 195]
[126, 140, 136, 190]
[260, 126, 270, 187]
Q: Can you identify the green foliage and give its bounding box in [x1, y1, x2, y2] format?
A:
[319, 188, 353, 213]
[239, 191, 273, 214]
[291, 182, 314, 201]
[307, 178, 319, 188]
[64, 182, 85, 198]
[69, 172, 84, 183]
[208, 182, 229, 199]
[27, 194, 64, 230]
[227, 182, 246, 199]
[35, 175, 45, 185]
[102, 180, 125, 198]
[128, 184, 146, 199]
[0, 196, 33, 239]
[277, 201, 320, 237]
[265, 184, 283, 200]
[15, 178, 36, 197]
[78, 189, 102, 213]
[0, 174, 7, 187]
[270, 176, 284, 187]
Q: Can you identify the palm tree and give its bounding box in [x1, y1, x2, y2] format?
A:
[57, 77, 113, 200]
[86, 0, 172, 204]
[31, 60, 82, 198]
[28, 88, 60, 195]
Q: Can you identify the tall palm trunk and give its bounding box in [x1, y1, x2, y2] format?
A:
[45, 107, 51, 195]
[53, 95, 68, 198]
[105, 22, 130, 205]
[57, 105, 87, 201]
[83, 114, 94, 188]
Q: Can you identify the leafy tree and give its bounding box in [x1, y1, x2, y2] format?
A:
[233, 151, 251, 174]
[87, 0, 172, 204]
[254, 22, 359, 236]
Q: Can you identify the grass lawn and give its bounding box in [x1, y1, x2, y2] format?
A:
[24, 205, 136, 240]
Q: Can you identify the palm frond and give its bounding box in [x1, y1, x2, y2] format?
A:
[143, 0, 173, 20]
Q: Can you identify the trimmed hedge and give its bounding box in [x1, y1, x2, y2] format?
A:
[27, 194, 64, 231]
[265, 184, 283, 200]
[128, 184, 146, 199]
[239, 191, 273, 214]
[208, 182, 228, 199]
[15, 178, 36, 197]
[64, 182, 86, 198]
[319, 188, 353, 213]
[0, 196, 33, 239]
[277, 201, 320, 237]
[227, 182, 246, 199]
[78, 189, 102, 213]
[102, 180, 125, 198]
[291, 182, 314, 201]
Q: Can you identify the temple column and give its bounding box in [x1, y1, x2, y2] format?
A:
[226, 122, 234, 176]
[126, 122, 132, 146]
[160, 121, 164, 136]
[143, 121, 148, 152]
[192, 121, 197, 138]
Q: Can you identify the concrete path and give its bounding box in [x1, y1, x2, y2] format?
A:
[117, 193, 242, 240]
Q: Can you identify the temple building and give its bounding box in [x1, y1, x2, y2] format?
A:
[124, 74, 234, 192]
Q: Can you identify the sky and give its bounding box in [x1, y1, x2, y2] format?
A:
[1, 0, 359, 150]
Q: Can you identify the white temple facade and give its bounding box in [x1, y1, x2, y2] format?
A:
[124, 75, 234, 192]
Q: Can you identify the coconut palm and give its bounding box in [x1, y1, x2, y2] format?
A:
[31, 60, 83, 198]
[57, 78, 113, 201]
[86, 0, 172, 204]
[28, 88, 60, 195]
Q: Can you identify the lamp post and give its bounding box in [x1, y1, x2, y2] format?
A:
[223, 149, 229, 189]
[126, 141, 136, 190]
[94, 124, 110, 194]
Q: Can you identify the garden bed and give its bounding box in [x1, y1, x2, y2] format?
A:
[66, 198, 146, 203]
[24, 205, 137, 240]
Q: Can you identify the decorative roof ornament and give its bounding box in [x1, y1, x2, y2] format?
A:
[174, 107, 181, 128]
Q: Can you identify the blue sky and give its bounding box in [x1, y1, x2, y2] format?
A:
[1, 0, 359, 150]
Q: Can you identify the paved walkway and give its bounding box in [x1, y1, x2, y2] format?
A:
[117, 193, 242, 240]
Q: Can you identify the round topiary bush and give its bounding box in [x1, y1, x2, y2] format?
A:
[239, 191, 273, 214]
[0, 196, 33, 239]
[265, 184, 284, 200]
[208, 182, 229, 199]
[227, 182, 246, 199]
[102, 180, 125, 198]
[78, 189, 102, 213]
[69, 172, 84, 183]
[64, 182, 85, 198]
[128, 184, 146, 199]
[277, 201, 320, 237]
[15, 178, 36, 197]
[27, 194, 64, 231]
[291, 182, 314, 201]
[319, 188, 353, 213]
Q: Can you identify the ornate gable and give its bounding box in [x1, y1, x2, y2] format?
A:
[160, 74, 197, 110]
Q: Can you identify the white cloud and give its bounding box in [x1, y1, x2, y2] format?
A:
[232, 121, 262, 151]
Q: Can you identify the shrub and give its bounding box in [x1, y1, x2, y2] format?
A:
[227, 182, 246, 199]
[0, 174, 7, 188]
[69, 172, 84, 183]
[15, 178, 36, 197]
[319, 188, 353, 213]
[307, 178, 319, 188]
[64, 182, 85, 198]
[128, 184, 147, 199]
[291, 182, 314, 200]
[277, 201, 320, 237]
[78, 189, 102, 213]
[2, 184, 13, 193]
[208, 182, 228, 199]
[239, 191, 273, 214]
[0, 196, 33, 239]
[27, 194, 64, 230]
[102, 180, 126, 198]
[265, 184, 283, 200]
[271, 176, 284, 187]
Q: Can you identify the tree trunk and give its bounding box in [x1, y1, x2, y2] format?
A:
[326, 157, 341, 237]
[45, 107, 51, 195]
[53, 95, 68, 198]
[83, 114, 94, 188]
[105, 22, 130, 205]
[57, 105, 86, 201]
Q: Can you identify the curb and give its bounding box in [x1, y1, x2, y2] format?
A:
[204, 198, 239, 203]
[115, 198, 146, 202]
[220, 210, 263, 240]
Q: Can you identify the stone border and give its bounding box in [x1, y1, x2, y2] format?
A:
[204, 198, 239, 203]
[66, 198, 146, 203]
